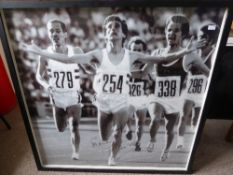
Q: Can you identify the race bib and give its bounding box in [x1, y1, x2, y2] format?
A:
[155, 76, 181, 98]
[48, 64, 80, 90]
[101, 73, 129, 94]
[129, 81, 145, 96]
[186, 75, 207, 95]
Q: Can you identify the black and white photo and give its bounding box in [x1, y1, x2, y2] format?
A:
[0, 4, 227, 173]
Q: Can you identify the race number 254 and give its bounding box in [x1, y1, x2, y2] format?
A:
[102, 74, 124, 94]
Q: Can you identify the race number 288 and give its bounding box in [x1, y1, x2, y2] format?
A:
[155, 77, 180, 98]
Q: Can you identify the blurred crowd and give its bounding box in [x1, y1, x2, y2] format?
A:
[4, 7, 224, 118]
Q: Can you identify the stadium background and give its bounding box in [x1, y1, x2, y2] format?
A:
[3, 7, 224, 119]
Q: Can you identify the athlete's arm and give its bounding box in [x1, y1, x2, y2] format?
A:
[184, 52, 210, 76]
[36, 57, 50, 90]
[67, 46, 97, 75]
[21, 43, 100, 64]
[80, 64, 97, 75]
[192, 57, 210, 76]
[133, 47, 194, 64]
[131, 69, 143, 79]
[131, 63, 153, 79]
[133, 38, 205, 64]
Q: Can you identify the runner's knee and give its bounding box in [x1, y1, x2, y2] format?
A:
[70, 120, 79, 132]
[151, 116, 161, 124]
[137, 120, 144, 126]
[166, 127, 175, 136]
[100, 129, 110, 141]
[100, 125, 112, 141]
[180, 115, 188, 123]
[56, 123, 67, 132]
[112, 129, 122, 143]
[166, 122, 175, 135]
[150, 110, 163, 122]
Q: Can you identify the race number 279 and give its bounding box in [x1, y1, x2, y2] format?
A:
[54, 71, 73, 88]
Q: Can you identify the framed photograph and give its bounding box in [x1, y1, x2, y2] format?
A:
[226, 20, 233, 46]
[0, 1, 228, 173]
[207, 9, 233, 118]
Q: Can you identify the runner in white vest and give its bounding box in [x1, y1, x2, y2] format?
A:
[36, 19, 83, 160]
[177, 23, 219, 149]
[125, 36, 151, 152]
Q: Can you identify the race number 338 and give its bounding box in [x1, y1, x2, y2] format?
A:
[101, 73, 128, 94]
[155, 76, 181, 98]
[187, 75, 207, 94]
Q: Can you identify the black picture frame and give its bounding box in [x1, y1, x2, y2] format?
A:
[0, 1, 230, 173]
[206, 8, 233, 119]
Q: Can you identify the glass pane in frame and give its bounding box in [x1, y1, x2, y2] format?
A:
[0, 5, 228, 173]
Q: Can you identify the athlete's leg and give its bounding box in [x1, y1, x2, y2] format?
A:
[67, 104, 82, 160]
[125, 105, 136, 140]
[161, 113, 178, 161]
[192, 107, 201, 128]
[125, 116, 133, 140]
[135, 108, 147, 151]
[98, 110, 113, 141]
[147, 102, 163, 152]
[52, 106, 67, 132]
[108, 107, 129, 166]
[177, 99, 194, 149]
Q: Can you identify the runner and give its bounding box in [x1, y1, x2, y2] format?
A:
[177, 22, 219, 149]
[35, 19, 83, 160]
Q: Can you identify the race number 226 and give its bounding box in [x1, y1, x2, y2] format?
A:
[129, 82, 144, 96]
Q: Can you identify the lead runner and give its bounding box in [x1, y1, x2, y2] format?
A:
[21, 14, 199, 166]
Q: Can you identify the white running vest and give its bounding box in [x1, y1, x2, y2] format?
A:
[93, 49, 131, 95]
[46, 46, 81, 91]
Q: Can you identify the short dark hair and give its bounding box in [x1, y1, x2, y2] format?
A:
[165, 14, 189, 38]
[103, 15, 128, 44]
[128, 36, 147, 51]
[47, 19, 67, 33]
[199, 23, 220, 44]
